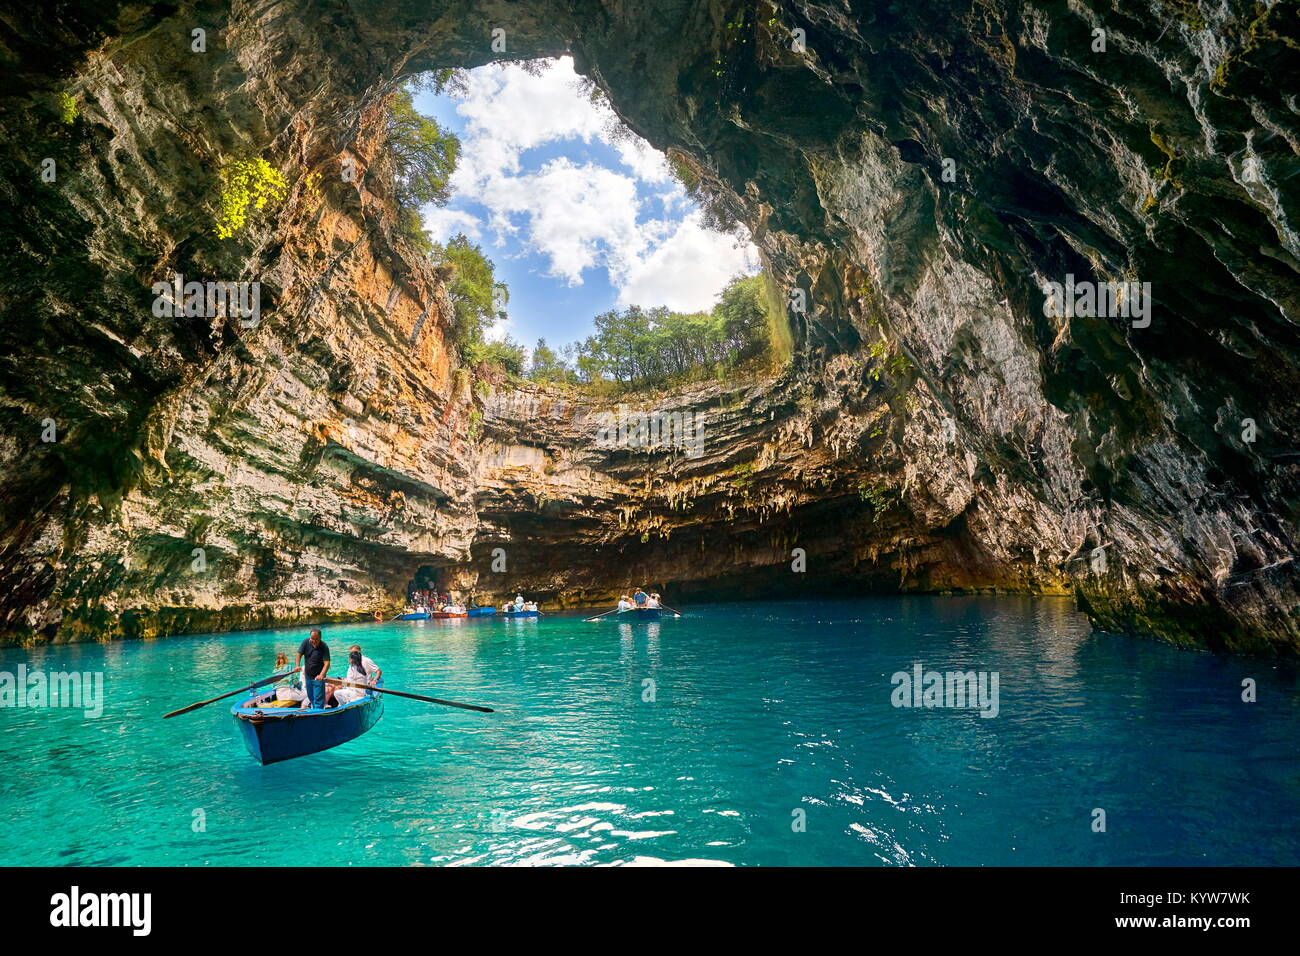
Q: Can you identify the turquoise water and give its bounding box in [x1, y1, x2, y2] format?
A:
[1, 597, 1297, 866]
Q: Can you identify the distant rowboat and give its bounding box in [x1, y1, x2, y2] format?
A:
[395, 611, 429, 620]
[610, 608, 660, 621]
[467, 606, 497, 617]
[585, 603, 679, 623]
[431, 610, 468, 618]
[231, 682, 384, 764]
[500, 609, 539, 618]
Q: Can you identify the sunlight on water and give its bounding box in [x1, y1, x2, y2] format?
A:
[1, 597, 1297, 866]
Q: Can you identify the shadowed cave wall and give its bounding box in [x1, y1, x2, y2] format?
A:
[0, 0, 1297, 652]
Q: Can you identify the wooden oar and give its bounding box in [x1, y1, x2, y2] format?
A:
[323, 678, 494, 714]
[584, 607, 624, 622]
[163, 668, 299, 719]
[657, 603, 684, 618]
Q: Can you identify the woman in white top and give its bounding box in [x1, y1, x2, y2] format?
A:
[647, 593, 661, 608]
[333, 645, 381, 705]
[616, 595, 631, 612]
[272, 650, 306, 702]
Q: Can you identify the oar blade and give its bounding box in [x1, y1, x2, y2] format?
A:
[162, 668, 299, 719]
[323, 678, 494, 714]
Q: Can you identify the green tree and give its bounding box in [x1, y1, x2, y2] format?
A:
[433, 234, 505, 346]
[559, 273, 784, 391]
[666, 148, 744, 236]
[527, 338, 573, 384]
[712, 274, 770, 362]
[384, 88, 460, 253]
[387, 88, 459, 207]
[467, 336, 527, 376]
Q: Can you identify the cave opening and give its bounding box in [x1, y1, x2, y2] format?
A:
[395, 56, 778, 390]
[404, 564, 440, 604]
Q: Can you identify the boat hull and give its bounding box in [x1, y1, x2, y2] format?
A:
[231, 687, 384, 765]
[467, 607, 496, 617]
[431, 611, 467, 618]
[396, 612, 429, 620]
[500, 610, 539, 618]
[607, 608, 661, 621]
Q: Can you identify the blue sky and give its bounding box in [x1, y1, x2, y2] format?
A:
[410, 58, 759, 353]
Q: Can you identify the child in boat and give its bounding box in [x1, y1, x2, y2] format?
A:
[333, 646, 381, 705]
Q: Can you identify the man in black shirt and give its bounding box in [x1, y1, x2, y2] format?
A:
[295, 628, 331, 709]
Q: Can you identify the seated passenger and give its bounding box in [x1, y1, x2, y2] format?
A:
[333, 646, 381, 706]
[272, 651, 306, 702]
[647, 593, 661, 608]
[617, 595, 632, 612]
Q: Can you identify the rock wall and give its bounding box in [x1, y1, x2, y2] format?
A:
[0, 0, 1297, 653]
[0, 0, 486, 640]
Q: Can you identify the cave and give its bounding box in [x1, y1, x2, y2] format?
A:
[406, 564, 440, 600]
[1, 0, 1298, 656]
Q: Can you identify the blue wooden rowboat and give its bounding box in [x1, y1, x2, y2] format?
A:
[231, 682, 384, 764]
[395, 611, 429, 620]
[467, 606, 497, 617]
[500, 608, 539, 618]
[607, 608, 660, 621]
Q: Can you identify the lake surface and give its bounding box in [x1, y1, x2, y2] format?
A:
[2, 597, 1297, 866]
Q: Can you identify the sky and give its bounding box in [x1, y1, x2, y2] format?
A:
[410, 57, 760, 351]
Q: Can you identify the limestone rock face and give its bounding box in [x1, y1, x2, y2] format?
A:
[1, 1, 1297, 653]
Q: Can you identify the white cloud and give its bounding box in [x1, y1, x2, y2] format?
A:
[618, 212, 761, 311]
[421, 206, 482, 244]
[612, 136, 674, 184]
[449, 58, 608, 188]
[484, 314, 518, 343]
[434, 56, 760, 312]
[484, 158, 647, 284]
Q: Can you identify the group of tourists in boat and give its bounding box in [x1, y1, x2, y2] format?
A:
[393, 587, 668, 621]
[396, 590, 539, 619]
[616, 587, 662, 612]
[407, 589, 469, 615]
[264, 629, 381, 709]
[165, 627, 490, 766]
[502, 594, 540, 613]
